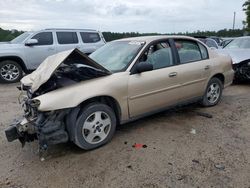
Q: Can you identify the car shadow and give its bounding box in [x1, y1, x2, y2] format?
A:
[41, 103, 205, 159]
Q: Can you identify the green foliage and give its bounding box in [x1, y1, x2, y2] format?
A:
[103, 29, 244, 42]
[0, 27, 245, 42]
[0, 28, 23, 41]
[243, 0, 250, 31]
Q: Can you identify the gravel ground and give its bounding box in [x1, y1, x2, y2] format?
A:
[0, 83, 249, 188]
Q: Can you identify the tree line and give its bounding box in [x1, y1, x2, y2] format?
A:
[0, 28, 23, 41]
[102, 29, 245, 41]
[0, 27, 246, 43]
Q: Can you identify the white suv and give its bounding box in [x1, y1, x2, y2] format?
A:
[0, 28, 106, 83]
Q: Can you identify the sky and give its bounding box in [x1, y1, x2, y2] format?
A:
[0, 0, 246, 33]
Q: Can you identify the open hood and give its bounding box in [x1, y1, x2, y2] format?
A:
[21, 48, 111, 92]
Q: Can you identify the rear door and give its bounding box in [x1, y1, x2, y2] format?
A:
[172, 39, 211, 100]
[79, 32, 105, 54]
[56, 31, 80, 53]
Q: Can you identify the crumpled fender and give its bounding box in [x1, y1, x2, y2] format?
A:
[35, 72, 129, 119]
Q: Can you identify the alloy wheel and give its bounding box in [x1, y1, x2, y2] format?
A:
[82, 111, 111, 144]
[206, 83, 221, 104]
[0, 63, 20, 81]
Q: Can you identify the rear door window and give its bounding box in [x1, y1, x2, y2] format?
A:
[80, 32, 101, 43]
[31, 32, 53, 45]
[174, 40, 202, 64]
[56, 32, 78, 44]
[198, 43, 209, 59]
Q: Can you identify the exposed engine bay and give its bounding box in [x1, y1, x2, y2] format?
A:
[34, 63, 109, 96]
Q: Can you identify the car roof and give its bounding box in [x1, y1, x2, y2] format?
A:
[116, 35, 199, 43]
[44, 28, 97, 32]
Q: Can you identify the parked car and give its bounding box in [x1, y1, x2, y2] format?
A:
[210, 36, 223, 46]
[5, 36, 234, 151]
[0, 28, 106, 83]
[217, 36, 250, 81]
[221, 38, 234, 48]
[194, 36, 220, 49]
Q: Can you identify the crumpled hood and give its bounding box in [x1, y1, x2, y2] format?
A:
[217, 49, 250, 64]
[21, 48, 111, 92]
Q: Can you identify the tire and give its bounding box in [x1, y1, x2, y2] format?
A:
[71, 103, 117, 150]
[201, 77, 223, 107]
[0, 60, 23, 83]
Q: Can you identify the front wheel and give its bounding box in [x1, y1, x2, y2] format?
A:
[201, 78, 223, 107]
[0, 60, 23, 83]
[72, 103, 117, 150]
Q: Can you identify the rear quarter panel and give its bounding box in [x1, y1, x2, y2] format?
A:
[207, 50, 234, 88]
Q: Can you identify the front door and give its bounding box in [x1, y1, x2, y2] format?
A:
[128, 41, 182, 118]
[24, 31, 56, 69]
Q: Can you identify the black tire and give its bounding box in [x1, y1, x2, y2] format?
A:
[0, 60, 23, 83]
[71, 103, 117, 150]
[201, 77, 223, 107]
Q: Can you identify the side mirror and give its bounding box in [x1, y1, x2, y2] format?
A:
[136, 62, 153, 73]
[25, 39, 38, 46]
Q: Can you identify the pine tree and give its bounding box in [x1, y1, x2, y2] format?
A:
[243, 0, 250, 31]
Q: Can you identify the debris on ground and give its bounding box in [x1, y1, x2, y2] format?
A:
[40, 157, 45, 162]
[192, 159, 200, 164]
[214, 164, 225, 170]
[124, 141, 128, 145]
[127, 165, 132, 169]
[195, 111, 213, 118]
[132, 143, 147, 149]
[176, 174, 186, 181]
[190, 129, 196, 134]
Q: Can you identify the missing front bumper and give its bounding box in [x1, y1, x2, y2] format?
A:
[5, 119, 37, 147]
[5, 111, 70, 149]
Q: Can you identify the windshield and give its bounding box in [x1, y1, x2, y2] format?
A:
[224, 38, 250, 49]
[89, 41, 145, 72]
[11, 32, 32, 44]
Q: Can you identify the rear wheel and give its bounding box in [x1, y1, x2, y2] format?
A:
[0, 60, 23, 83]
[201, 78, 223, 107]
[71, 103, 117, 150]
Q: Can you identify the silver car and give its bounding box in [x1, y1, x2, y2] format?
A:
[0, 28, 106, 83]
[218, 36, 250, 81]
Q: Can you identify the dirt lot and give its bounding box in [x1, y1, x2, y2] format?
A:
[0, 83, 249, 188]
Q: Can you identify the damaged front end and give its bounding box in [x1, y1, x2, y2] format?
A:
[5, 98, 69, 150]
[5, 48, 111, 149]
[233, 61, 250, 81]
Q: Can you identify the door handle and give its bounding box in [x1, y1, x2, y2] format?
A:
[204, 65, 210, 70]
[169, 72, 177, 77]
